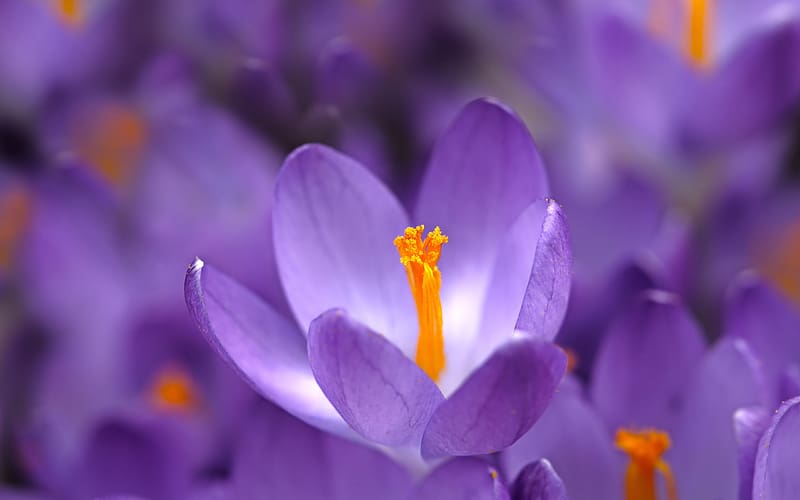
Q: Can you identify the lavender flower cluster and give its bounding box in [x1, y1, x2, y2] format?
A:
[0, 0, 799, 499]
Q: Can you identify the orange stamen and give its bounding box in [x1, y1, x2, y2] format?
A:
[75, 104, 146, 189]
[394, 225, 448, 382]
[0, 188, 30, 270]
[760, 221, 800, 303]
[149, 365, 199, 412]
[55, 0, 82, 25]
[685, 0, 712, 68]
[615, 428, 678, 500]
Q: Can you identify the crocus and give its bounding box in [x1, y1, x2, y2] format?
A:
[505, 289, 769, 500]
[186, 98, 571, 462]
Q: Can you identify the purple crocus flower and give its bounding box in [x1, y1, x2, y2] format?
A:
[14, 66, 280, 494]
[198, 399, 568, 499]
[505, 289, 769, 500]
[186, 98, 571, 463]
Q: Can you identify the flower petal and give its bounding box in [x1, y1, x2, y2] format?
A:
[591, 291, 705, 431]
[683, 10, 800, 148]
[725, 273, 800, 405]
[233, 402, 413, 500]
[734, 406, 770, 500]
[503, 377, 621, 500]
[510, 459, 568, 500]
[477, 199, 571, 363]
[421, 335, 566, 459]
[273, 144, 416, 354]
[413, 458, 509, 500]
[753, 396, 800, 498]
[670, 339, 767, 500]
[184, 259, 351, 437]
[74, 416, 190, 500]
[307, 309, 444, 446]
[414, 98, 549, 357]
[588, 13, 695, 150]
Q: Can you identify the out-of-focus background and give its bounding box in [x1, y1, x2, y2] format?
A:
[1, 0, 799, 496]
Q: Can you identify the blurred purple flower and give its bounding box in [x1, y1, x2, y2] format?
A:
[186, 98, 572, 462]
[505, 290, 770, 500]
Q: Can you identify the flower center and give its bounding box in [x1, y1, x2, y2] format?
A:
[148, 365, 199, 412]
[74, 104, 147, 189]
[394, 225, 448, 382]
[55, 0, 82, 25]
[615, 428, 677, 500]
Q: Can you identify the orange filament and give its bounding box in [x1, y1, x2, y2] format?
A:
[615, 429, 678, 500]
[562, 347, 579, 374]
[0, 188, 30, 270]
[149, 366, 199, 412]
[760, 221, 800, 303]
[684, 0, 712, 68]
[394, 225, 448, 382]
[55, 0, 82, 25]
[75, 105, 146, 189]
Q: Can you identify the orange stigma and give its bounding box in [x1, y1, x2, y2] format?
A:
[615, 428, 677, 500]
[75, 104, 146, 189]
[394, 225, 448, 382]
[685, 0, 712, 68]
[149, 366, 199, 412]
[55, 0, 82, 25]
[0, 187, 30, 270]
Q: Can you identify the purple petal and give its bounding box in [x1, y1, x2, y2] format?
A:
[514, 200, 572, 340]
[422, 335, 566, 459]
[273, 144, 416, 354]
[19, 167, 129, 339]
[588, 13, 695, 151]
[413, 458, 509, 500]
[591, 291, 706, 431]
[683, 12, 800, 147]
[130, 104, 283, 312]
[503, 377, 622, 500]
[781, 364, 800, 400]
[670, 339, 767, 500]
[73, 417, 190, 500]
[307, 310, 444, 446]
[510, 459, 568, 500]
[753, 396, 800, 498]
[725, 274, 800, 405]
[734, 407, 770, 500]
[414, 98, 549, 355]
[478, 200, 571, 361]
[184, 259, 351, 437]
[233, 402, 413, 500]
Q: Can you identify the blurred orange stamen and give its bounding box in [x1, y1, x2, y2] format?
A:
[615, 429, 678, 500]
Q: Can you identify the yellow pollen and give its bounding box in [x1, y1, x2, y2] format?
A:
[149, 366, 199, 412]
[685, 0, 712, 68]
[0, 188, 30, 270]
[75, 105, 146, 189]
[615, 429, 678, 500]
[394, 225, 448, 382]
[55, 0, 82, 25]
